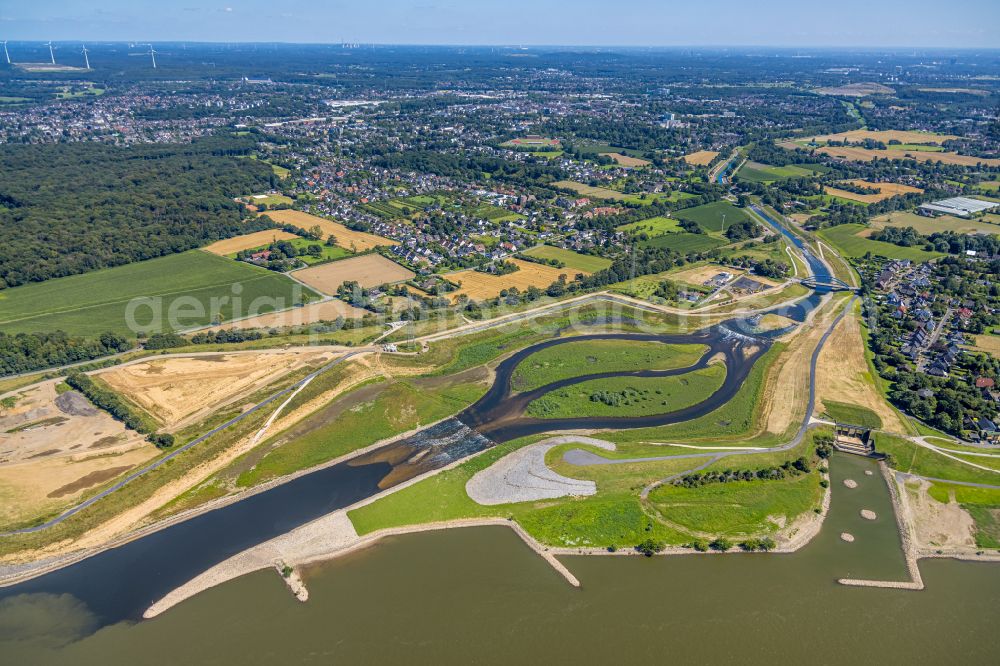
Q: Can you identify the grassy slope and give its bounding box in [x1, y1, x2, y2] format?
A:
[0, 250, 316, 337]
[522, 246, 612, 273]
[821, 399, 883, 429]
[511, 340, 707, 392]
[816, 224, 944, 262]
[877, 434, 1000, 485]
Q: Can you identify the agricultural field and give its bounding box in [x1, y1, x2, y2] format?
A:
[263, 209, 398, 251]
[604, 153, 651, 167]
[869, 211, 999, 236]
[823, 180, 923, 204]
[806, 129, 961, 145]
[813, 145, 1000, 167]
[675, 200, 753, 234]
[526, 364, 726, 418]
[521, 245, 612, 273]
[511, 340, 708, 392]
[617, 216, 682, 236]
[682, 150, 719, 166]
[448, 259, 573, 301]
[203, 229, 302, 255]
[292, 254, 415, 295]
[641, 232, 726, 253]
[736, 161, 827, 183]
[816, 224, 945, 261]
[0, 251, 316, 337]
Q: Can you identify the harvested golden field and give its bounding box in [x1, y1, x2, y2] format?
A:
[682, 150, 719, 166]
[449, 259, 573, 301]
[293, 254, 414, 295]
[604, 152, 650, 167]
[870, 211, 1000, 236]
[967, 334, 1000, 357]
[824, 180, 924, 204]
[816, 145, 999, 167]
[809, 129, 960, 145]
[814, 307, 908, 434]
[552, 180, 633, 201]
[263, 209, 398, 251]
[202, 229, 300, 255]
[201, 299, 368, 332]
[100, 350, 337, 429]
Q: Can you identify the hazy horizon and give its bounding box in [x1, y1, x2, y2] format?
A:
[3, 0, 998, 49]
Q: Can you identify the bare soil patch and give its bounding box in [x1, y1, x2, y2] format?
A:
[293, 254, 414, 295]
[814, 308, 908, 433]
[99, 350, 335, 429]
[47, 465, 133, 498]
[200, 299, 367, 332]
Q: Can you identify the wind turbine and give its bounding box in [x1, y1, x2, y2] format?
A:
[46, 40, 55, 65]
[2, 41, 9, 65]
[81, 44, 90, 70]
[146, 43, 157, 69]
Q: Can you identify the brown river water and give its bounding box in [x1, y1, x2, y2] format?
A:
[2, 454, 998, 664]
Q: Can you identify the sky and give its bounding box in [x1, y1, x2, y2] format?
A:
[2, 0, 999, 48]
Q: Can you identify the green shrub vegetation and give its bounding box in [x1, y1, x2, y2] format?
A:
[511, 340, 707, 392]
[526, 365, 726, 418]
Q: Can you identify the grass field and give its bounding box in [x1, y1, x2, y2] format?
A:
[521, 246, 612, 273]
[640, 232, 726, 253]
[821, 399, 883, 428]
[525, 364, 726, 418]
[966, 334, 1000, 356]
[617, 216, 682, 236]
[263, 209, 397, 251]
[511, 340, 708, 392]
[736, 161, 826, 183]
[926, 483, 1000, 548]
[501, 137, 561, 150]
[245, 193, 293, 207]
[869, 211, 1000, 237]
[876, 434, 1000, 485]
[552, 180, 665, 205]
[448, 259, 572, 301]
[236, 379, 485, 488]
[675, 201, 752, 234]
[292, 254, 415, 294]
[816, 224, 945, 261]
[0, 251, 316, 337]
[227, 237, 352, 265]
[647, 468, 821, 537]
[203, 229, 301, 255]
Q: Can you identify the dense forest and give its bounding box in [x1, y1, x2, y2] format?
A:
[0, 135, 276, 288]
[0, 331, 132, 377]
